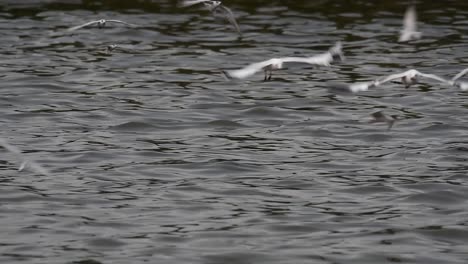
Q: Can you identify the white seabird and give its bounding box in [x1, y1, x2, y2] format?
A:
[180, 0, 241, 35]
[223, 42, 343, 81]
[332, 69, 449, 93]
[398, 6, 422, 42]
[0, 138, 49, 176]
[67, 19, 138, 32]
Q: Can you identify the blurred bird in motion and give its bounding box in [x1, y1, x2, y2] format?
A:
[329, 69, 449, 93]
[223, 42, 343, 81]
[180, 0, 241, 35]
[67, 19, 138, 31]
[0, 138, 49, 176]
[399, 6, 422, 42]
[369, 111, 399, 130]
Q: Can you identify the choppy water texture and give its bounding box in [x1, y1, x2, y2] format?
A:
[1, 1, 468, 263]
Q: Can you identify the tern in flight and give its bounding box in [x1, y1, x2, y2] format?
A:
[398, 6, 422, 42]
[330, 69, 449, 93]
[0, 138, 49, 176]
[67, 19, 138, 32]
[223, 42, 343, 81]
[180, 0, 241, 35]
[369, 111, 399, 131]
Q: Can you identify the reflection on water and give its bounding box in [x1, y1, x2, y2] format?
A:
[1, 1, 468, 263]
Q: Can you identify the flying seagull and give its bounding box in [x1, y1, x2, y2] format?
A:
[369, 111, 399, 131]
[180, 0, 241, 35]
[67, 19, 138, 32]
[450, 68, 468, 91]
[0, 138, 49, 176]
[223, 42, 343, 81]
[398, 6, 422, 42]
[330, 69, 449, 93]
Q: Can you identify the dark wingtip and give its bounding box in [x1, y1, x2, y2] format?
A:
[221, 70, 232, 81]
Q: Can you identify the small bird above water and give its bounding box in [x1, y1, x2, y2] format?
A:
[223, 42, 343, 81]
[331, 69, 449, 93]
[0, 138, 49, 176]
[67, 19, 138, 32]
[399, 6, 422, 42]
[369, 111, 399, 130]
[179, 0, 241, 35]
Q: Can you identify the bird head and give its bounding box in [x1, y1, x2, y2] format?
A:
[98, 19, 106, 28]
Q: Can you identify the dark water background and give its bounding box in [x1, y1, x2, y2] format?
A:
[1, 0, 468, 263]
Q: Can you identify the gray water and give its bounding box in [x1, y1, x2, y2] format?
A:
[1, 1, 468, 263]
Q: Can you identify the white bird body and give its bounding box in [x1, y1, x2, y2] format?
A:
[223, 42, 343, 80]
[67, 19, 138, 32]
[399, 6, 422, 42]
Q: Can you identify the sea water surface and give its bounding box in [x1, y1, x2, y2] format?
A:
[1, 1, 468, 263]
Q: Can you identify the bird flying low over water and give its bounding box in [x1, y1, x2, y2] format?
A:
[223, 42, 343, 81]
[330, 69, 449, 93]
[450, 68, 468, 91]
[399, 6, 422, 42]
[67, 19, 138, 31]
[369, 111, 399, 131]
[179, 0, 241, 35]
[0, 138, 49, 176]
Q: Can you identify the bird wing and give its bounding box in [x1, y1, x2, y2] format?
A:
[0, 138, 49, 175]
[279, 54, 333, 66]
[403, 6, 417, 33]
[349, 82, 372, 93]
[215, 4, 241, 35]
[399, 6, 418, 42]
[67, 20, 99, 31]
[452, 68, 468, 82]
[106, 20, 138, 27]
[417, 72, 449, 84]
[398, 32, 413, 42]
[224, 59, 277, 79]
[279, 41, 342, 66]
[376, 71, 412, 85]
[179, 0, 210, 7]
